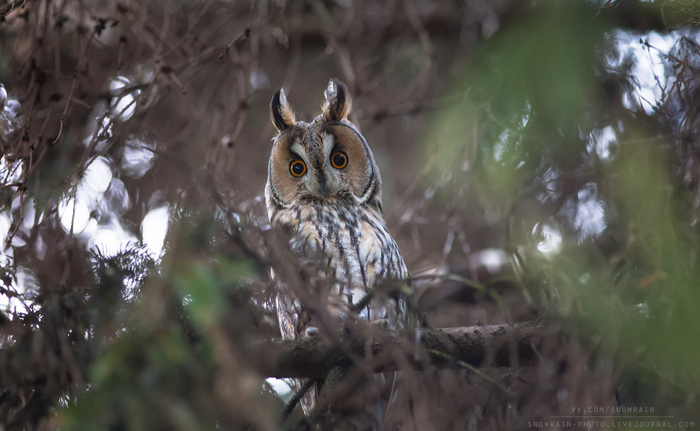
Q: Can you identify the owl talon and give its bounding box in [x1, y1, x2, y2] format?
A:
[304, 326, 320, 337]
[369, 319, 389, 330]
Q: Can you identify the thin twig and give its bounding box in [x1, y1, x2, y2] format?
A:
[425, 349, 510, 395]
[53, 73, 78, 145]
[281, 378, 315, 421]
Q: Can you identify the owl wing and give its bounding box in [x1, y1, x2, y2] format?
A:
[275, 284, 299, 341]
[355, 209, 411, 328]
[274, 278, 318, 416]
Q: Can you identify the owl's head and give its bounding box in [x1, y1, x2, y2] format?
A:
[265, 80, 382, 213]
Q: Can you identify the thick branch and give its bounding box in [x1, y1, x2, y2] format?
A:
[257, 322, 540, 379]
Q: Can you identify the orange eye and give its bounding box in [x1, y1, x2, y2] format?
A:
[289, 160, 306, 177]
[331, 151, 348, 169]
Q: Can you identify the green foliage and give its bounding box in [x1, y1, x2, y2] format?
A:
[426, 0, 700, 410]
[172, 258, 253, 330]
[56, 216, 269, 431]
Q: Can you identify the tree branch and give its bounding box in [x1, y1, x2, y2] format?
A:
[257, 322, 540, 379]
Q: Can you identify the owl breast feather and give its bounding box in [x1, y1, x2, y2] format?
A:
[274, 204, 405, 323]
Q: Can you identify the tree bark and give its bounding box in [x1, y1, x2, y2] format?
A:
[257, 322, 540, 379]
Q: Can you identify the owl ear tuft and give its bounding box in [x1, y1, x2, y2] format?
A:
[322, 79, 352, 121]
[270, 89, 296, 131]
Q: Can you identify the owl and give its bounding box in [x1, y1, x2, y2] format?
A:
[265, 80, 410, 424]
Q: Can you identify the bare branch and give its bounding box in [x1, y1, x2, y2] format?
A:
[257, 323, 540, 379]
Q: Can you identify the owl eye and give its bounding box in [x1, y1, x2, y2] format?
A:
[290, 160, 306, 177]
[331, 151, 348, 169]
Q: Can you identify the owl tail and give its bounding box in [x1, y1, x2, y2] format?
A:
[297, 378, 319, 417]
[307, 366, 383, 431]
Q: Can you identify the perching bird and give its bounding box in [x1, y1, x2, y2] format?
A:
[265, 80, 410, 428]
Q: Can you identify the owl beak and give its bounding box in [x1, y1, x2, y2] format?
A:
[318, 178, 329, 198]
[306, 172, 330, 199]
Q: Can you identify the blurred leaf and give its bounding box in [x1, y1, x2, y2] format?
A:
[172, 258, 253, 330]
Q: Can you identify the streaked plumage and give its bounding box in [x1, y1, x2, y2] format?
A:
[265, 80, 409, 423]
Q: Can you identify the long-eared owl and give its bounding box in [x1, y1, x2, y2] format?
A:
[265, 80, 409, 416]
